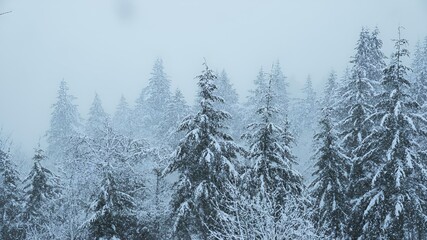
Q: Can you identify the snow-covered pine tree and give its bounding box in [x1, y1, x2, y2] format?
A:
[164, 63, 242, 239]
[338, 28, 386, 132]
[338, 29, 386, 209]
[159, 89, 191, 148]
[87, 159, 140, 240]
[346, 27, 386, 90]
[22, 147, 60, 236]
[338, 72, 375, 157]
[367, 27, 387, 84]
[322, 71, 338, 110]
[146, 58, 172, 118]
[133, 86, 149, 137]
[242, 75, 303, 210]
[86, 93, 109, 139]
[348, 29, 427, 239]
[244, 68, 268, 131]
[112, 95, 133, 138]
[410, 37, 427, 107]
[84, 128, 148, 240]
[309, 108, 350, 239]
[137, 58, 173, 143]
[215, 70, 243, 141]
[0, 138, 25, 240]
[299, 75, 318, 134]
[216, 70, 239, 108]
[270, 61, 289, 115]
[248, 68, 268, 106]
[47, 80, 81, 161]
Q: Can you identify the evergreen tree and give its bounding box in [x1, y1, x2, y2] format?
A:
[299, 75, 318, 133]
[322, 71, 338, 109]
[215, 70, 243, 141]
[87, 160, 140, 240]
[367, 27, 387, 83]
[112, 95, 133, 138]
[309, 108, 350, 239]
[269, 61, 289, 115]
[164, 63, 242, 239]
[160, 89, 191, 148]
[242, 76, 303, 208]
[244, 68, 268, 127]
[22, 148, 60, 235]
[47, 80, 81, 160]
[411, 37, 427, 107]
[146, 58, 172, 117]
[0, 139, 24, 240]
[83, 128, 148, 239]
[348, 29, 427, 239]
[86, 93, 109, 139]
[338, 27, 385, 171]
[349, 27, 386, 86]
[216, 70, 239, 107]
[132, 59, 173, 142]
[133, 87, 149, 138]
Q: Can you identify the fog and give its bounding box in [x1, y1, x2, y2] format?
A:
[1, 0, 427, 154]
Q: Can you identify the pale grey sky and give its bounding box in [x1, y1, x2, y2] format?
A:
[1, 0, 427, 154]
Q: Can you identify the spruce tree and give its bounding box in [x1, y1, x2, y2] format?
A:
[133, 87, 149, 138]
[135, 58, 173, 142]
[299, 75, 318, 133]
[47, 80, 81, 160]
[0, 140, 24, 240]
[87, 160, 140, 240]
[411, 37, 427, 107]
[215, 70, 242, 140]
[164, 63, 242, 239]
[84, 128, 147, 239]
[245, 68, 268, 128]
[23, 148, 60, 234]
[86, 93, 109, 139]
[339, 29, 386, 213]
[367, 27, 387, 83]
[216, 70, 239, 107]
[269, 61, 289, 115]
[338, 27, 387, 156]
[146, 58, 172, 117]
[160, 89, 190, 148]
[242, 76, 303, 206]
[112, 95, 133, 138]
[348, 29, 427, 239]
[309, 108, 350, 239]
[322, 71, 338, 109]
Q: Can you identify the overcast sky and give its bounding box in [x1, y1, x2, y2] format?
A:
[1, 0, 427, 154]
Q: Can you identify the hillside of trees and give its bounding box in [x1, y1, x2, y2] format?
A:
[2, 27, 427, 239]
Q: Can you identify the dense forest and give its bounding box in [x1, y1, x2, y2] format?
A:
[2, 27, 427, 239]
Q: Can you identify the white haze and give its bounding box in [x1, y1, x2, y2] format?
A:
[1, 0, 427, 154]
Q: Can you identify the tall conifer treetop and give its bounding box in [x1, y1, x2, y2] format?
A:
[47, 80, 80, 158]
[348, 28, 427, 239]
[164, 62, 242, 239]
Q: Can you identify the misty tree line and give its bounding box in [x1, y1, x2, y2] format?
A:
[1, 27, 427, 239]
